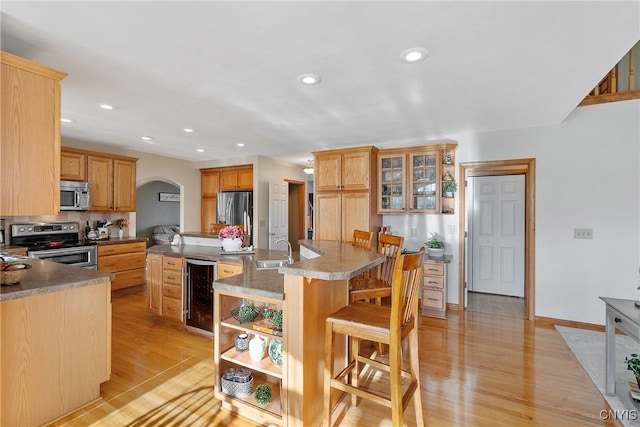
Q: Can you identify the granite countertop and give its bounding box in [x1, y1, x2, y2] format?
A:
[0, 259, 113, 302]
[92, 236, 148, 245]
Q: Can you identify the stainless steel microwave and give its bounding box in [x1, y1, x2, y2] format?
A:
[60, 180, 90, 211]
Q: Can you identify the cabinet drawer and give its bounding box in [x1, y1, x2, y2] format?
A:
[162, 283, 182, 299]
[423, 262, 444, 276]
[163, 269, 183, 285]
[162, 297, 183, 320]
[111, 268, 146, 290]
[422, 289, 445, 310]
[98, 252, 146, 272]
[423, 276, 444, 289]
[217, 262, 242, 279]
[163, 256, 183, 270]
[98, 241, 146, 256]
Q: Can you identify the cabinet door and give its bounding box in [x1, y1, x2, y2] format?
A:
[409, 152, 439, 213]
[113, 158, 136, 212]
[201, 170, 220, 197]
[378, 154, 406, 213]
[1, 58, 63, 215]
[201, 197, 217, 232]
[220, 170, 239, 191]
[147, 254, 162, 315]
[217, 261, 242, 279]
[315, 153, 341, 191]
[342, 151, 370, 190]
[236, 167, 253, 190]
[88, 155, 113, 211]
[60, 150, 87, 181]
[341, 192, 370, 243]
[315, 192, 341, 241]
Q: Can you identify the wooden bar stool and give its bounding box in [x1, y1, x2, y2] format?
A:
[352, 229, 374, 251]
[323, 248, 425, 427]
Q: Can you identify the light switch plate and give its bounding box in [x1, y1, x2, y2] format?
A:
[574, 228, 593, 239]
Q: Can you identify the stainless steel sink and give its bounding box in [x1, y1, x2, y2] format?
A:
[255, 259, 289, 270]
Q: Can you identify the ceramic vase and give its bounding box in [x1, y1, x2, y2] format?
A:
[118, 229, 124, 238]
[268, 338, 283, 366]
[222, 237, 242, 252]
[249, 334, 266, 361]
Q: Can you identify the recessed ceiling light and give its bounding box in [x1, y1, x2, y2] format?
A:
[60, 118, 73, 123]
[400, 47, 429, 63]
[297, 73, 321, 85]
[196, 149, 204, 153]
[237, 143, 245, 147]
[141, 136, 153, 141]
[99, 104, 114, 110]
[184, 128, 194, 133]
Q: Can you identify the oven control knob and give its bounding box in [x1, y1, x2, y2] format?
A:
[18, 227, 25, 232]
[62, 225, 68, 230]
[68, 225, 75, 230]
[27, 227, 33, 232]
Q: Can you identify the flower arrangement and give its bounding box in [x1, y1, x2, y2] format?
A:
[219, 225, 244, 241]
[115, 218, 128, 229]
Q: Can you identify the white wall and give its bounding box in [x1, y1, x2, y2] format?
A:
[453, 100, 639, 325]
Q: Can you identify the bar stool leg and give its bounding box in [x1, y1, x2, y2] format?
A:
[351, 335, 360, 407]
[389, 335, 403, 426]
[323, 322, 335, 427]
[409, 327, 425, 426]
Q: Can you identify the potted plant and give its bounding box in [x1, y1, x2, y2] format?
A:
[254, 383, 272, 405]
[219, 225, 244, 252]
[425, 233, 445, 257]
[443, 182, 458, 198]
[263, 308, 283, 336]
[625, 353, 640, 388]
[115, 218, 128, 238]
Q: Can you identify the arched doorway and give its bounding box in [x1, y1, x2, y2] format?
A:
[137, 179, 181, 246]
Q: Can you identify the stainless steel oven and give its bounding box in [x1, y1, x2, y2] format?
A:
[29, 245, 97, 269]
[11, 222, 97, 269]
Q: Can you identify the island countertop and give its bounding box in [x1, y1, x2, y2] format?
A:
[0, 259, 113, 302]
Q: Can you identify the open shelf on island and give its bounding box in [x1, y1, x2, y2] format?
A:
[218, 369, 283, 419]
[221, 346, 283, 378]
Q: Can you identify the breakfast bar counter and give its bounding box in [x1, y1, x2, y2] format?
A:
[212, 240, 385, 426]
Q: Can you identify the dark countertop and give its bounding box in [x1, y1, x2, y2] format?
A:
[0, 258, 113, 302]
[93, 236, 148, 245]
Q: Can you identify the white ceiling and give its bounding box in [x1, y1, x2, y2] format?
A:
[1, 1, 638, 166]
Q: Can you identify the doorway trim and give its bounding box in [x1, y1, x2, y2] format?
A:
[458, 158, 536, 320]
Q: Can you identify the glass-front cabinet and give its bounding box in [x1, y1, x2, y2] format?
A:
[409, 152, 439, 213]
[377, 143, 457, 215]
[379, 154, 406, 213]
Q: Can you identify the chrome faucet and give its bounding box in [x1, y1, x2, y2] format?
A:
[275, 238, 294, 264]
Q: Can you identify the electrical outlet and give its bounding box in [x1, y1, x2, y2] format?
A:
[574, 228, 593, 239]
[448, 225, 457, 235]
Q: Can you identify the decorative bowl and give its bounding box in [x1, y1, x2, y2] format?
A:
[0, 262, 32, 286]
[231, 305, 262, 323]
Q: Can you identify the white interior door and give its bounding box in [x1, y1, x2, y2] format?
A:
[471, 175, 525, 297]
[269, 181, 289, 250]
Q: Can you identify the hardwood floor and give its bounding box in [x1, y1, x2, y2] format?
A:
[50, 289, 616, 426]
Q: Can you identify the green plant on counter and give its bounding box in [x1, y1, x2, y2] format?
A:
[425, 233, 444, 249]
[254, 384, 272, 405]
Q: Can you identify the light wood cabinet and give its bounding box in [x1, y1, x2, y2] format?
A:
[214, 289, 284, 425]
[313, 146, 381, 244]
[220, 165, 253, 191]
[421, 261, 447, 318]
[147, 253, 162, 314]
[201, 170, 220, 232]
[60, 150, 87, 181]
[98, 241, 147, 291]
[1, 281, 111, 426]
[378, 143, 457, 214]
[162, 256, 184, 321]
[315, 147, 372, 191]
[201, 166, 252, 232]
[88, 154, 137, 212]
[1, 51, 66, 216]
[217, 260, 243, 279]
[146, 254, 184, 320]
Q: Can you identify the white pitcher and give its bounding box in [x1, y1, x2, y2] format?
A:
[249, 334, 266, 361]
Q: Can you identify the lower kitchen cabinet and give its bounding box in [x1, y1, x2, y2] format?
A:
[217, 260, 243, 279]
[97, 241, 146, 291]
[421, 261, 447, 318]
[146, 254, 184, 320]
[214, 289, 283, 425]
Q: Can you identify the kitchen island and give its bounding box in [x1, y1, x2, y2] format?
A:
[212, 240, 385, 426]
[0, 259, 112, 427]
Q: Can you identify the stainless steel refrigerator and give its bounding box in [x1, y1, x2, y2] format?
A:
[216, 191, 253, 245]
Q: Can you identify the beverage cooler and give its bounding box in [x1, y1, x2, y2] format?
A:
[185, 258, 217, 335]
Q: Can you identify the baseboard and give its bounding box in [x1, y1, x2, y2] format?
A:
[535, 315, 604, 332]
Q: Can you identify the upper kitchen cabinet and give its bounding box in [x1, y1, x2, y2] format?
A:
[60, 149, 87, 181]
[1, 51, 67, 215]
[314, 147, 375, 192]
[200, 169, 220, 232]
[220, 165, 253, 191]
[377, 143, 457, 215]
[87, 152, 137, 212]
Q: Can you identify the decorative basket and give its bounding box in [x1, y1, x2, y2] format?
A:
[231, 305, 262, 323]
[0, 263, 32, 285]
[221, 368, 254, 398]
